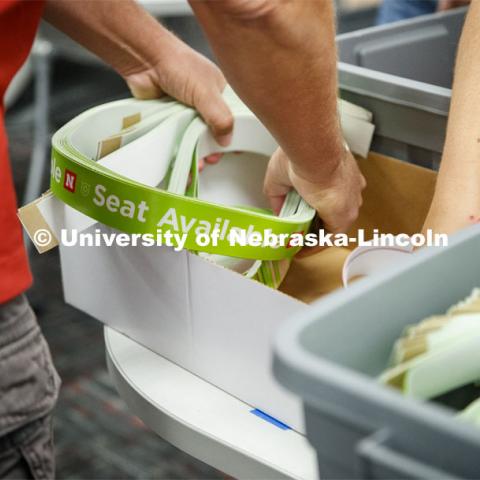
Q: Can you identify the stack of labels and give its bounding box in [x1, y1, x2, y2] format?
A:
[18, 87, 375, 288]
[459, 397, 480, 427]
[380, 289, 480, 404]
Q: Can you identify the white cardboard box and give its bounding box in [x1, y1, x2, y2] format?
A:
[59, 151, 310, 432]
[20, 98, 378, 434]
[58, 153, 437, 434]
[60, 222, 309, 431]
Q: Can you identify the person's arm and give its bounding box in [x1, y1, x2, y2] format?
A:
[189, 0, 365, 233]
[43, 0, 233, 145]
[422, 1, 480, 234]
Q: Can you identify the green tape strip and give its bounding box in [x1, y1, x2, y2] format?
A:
[49, 89, 315, 267]
[51, 147, 311, 260]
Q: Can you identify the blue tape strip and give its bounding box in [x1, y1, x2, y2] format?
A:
[250, 409, 291, 430]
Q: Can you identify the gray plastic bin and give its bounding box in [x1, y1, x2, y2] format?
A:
[337, 8, 466, 169]
[274, 225, 480, 479]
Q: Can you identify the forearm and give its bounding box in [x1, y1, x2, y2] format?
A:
[189, 0, 344, 181]
[43, 0, 233, 139]
[44, 0, 176, 76]
[425, 2, 480, 232]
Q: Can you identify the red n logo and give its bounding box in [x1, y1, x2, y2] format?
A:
[64, 170, 77, 192]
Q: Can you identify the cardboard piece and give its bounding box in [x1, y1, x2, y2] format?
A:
[60, 152, 436, 433]
[281, 153, 437, 303]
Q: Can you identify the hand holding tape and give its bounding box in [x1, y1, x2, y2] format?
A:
[19, 87, 374, 288]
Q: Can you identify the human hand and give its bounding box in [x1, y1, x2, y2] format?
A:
[122, 38, 233, 147]
[43, 1, 233, 145]
[263, 147, 366, 234]
[437, 0, 470, 11]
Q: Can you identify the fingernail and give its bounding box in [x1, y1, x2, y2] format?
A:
[216, 132, 232, 147]
[270, 196, 286, 215]
[205, 153, 222, 164]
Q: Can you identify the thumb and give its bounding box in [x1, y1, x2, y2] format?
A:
[195, 87, 234, 147]
[263, 148, 292, 215]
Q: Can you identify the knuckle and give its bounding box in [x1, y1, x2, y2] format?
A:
[348, 205, 359, 221]
[329, 224, 344, 235]
[349, 212, 358, 225]
[263, 179, 273, 198]
[219, 0, 280, 20]
[191, 85, 207, 109]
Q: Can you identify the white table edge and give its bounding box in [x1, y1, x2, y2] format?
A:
[104, 327, 317, 479]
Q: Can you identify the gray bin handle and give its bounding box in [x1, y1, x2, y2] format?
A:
[355, 429, 459, 479]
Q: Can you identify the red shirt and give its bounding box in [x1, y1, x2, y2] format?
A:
[0, 0, 44, 303]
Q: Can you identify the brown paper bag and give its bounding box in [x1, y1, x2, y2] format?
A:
[280, 153, 437, 303]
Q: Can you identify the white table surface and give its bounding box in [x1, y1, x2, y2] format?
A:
[105, 327, 319, 480]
